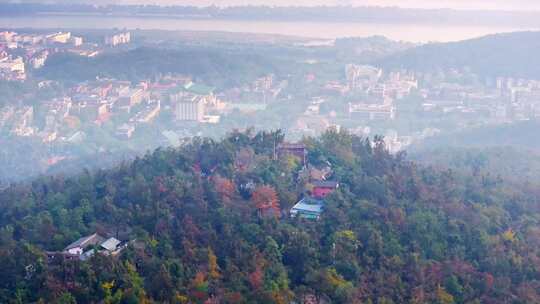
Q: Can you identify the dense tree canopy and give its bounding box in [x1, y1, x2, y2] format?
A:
[1, 129, 540, 303]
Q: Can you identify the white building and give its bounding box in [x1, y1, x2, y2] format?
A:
[64, 233, 105, 255]
[172, 93, 205, 121]
[0, 31, 16, 42]
[105, 32, 131, 46]
[0, 56, 25, 73]
[70, 36, 83, 46]
[30, 51, 48, 69]
[346, 64, 382, 89]
[348, 103, 395, 120]
[47, 32, 71, 44]
[63, 233, 122, 260]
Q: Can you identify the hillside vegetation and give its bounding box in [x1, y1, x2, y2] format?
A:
[378, 31, 540, 79]
[414, 120, 540, 150]
[38, 47, 283, 88]
[1, 130, 540, 303]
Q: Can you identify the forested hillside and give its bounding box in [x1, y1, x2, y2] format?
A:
[414, 120, 540, 150]
[38, 47, 284, 88]
[1, 129, 540, 303]
[378, 31, 540, 79]
[411, 146, 540, 186]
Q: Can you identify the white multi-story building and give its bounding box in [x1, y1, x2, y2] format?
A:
[172, 93, 205, 122]
[105, 32, 131, 46]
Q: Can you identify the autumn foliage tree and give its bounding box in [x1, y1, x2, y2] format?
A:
[1, 130, 540, 303]
[212, 176, 236, 204]
[251, 185, 280, 217]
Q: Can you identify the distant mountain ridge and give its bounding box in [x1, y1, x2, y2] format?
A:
[3, 3, 540, 28]
[377, 31, 540, 79]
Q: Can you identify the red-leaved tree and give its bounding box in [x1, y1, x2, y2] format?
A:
[251, 185, 280, 218]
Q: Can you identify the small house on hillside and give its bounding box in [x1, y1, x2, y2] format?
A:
[311, 180, 339, 199]
[100, 237, 121, 252]
[64, 233, 105, 255]
[62, 233, 123, 260]
[290, 197, 324, 220]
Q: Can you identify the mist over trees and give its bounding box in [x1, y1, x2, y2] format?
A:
[3, 3, 540, 303]
[1, 130, 540, 303]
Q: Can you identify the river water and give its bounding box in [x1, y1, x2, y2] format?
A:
[0, 15, 537, 43]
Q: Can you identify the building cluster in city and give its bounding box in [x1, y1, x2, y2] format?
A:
[0, 72, 289, 160]
[420, 73, 540, 123]
[0, 69, 291, 147]
[343, 64, 417, 119]
[5, 55, 536, 156]
[0, 76, 226, 143]
[0, 30, 132, 80]
[293, 64, 420, 148]
[3, 29, 540, 160]
[295, 63, 540, 152]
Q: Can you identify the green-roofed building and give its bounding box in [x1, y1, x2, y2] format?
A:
[184, 82, 215, 96]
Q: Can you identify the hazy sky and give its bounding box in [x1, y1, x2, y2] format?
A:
[112, 0, 540, 11]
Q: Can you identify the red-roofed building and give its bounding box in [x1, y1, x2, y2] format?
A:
[312, 180, 339, 199]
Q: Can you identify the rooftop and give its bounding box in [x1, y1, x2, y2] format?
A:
[312, 180, 339, 189]
[100, 237, 121, 251]
[64, 233, 106, 251]
[278, 142, 306, 150]
[184, 82, 215, 95]
[291, 197, 324, 214]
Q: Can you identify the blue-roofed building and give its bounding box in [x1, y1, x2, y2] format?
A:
[290, 197, 324, 220]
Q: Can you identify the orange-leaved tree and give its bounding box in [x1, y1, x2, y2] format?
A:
[213, 176, 236, 204]
[251, 185, 280, 217]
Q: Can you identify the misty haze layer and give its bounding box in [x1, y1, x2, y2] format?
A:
[29, 0, 540, 11]
[3, 1, 540, 303]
